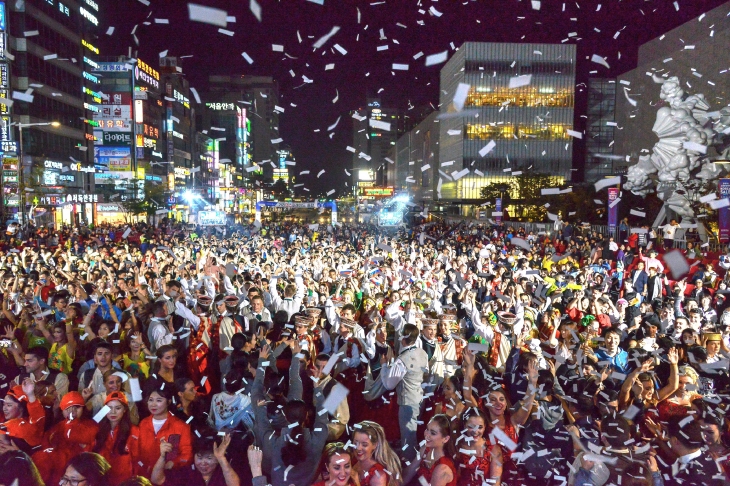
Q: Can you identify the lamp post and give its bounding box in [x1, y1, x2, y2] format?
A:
[16, 121, 60, 225]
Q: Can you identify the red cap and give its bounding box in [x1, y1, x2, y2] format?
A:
[104, 391, 128, 407]
[60, 391, 85, 411]
[5, 385, 27, 403]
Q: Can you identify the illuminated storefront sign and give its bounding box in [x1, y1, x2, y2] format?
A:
[82, 87, 102, 103]
[70, 163, 96, 173]
[80, 6, 97, 25]
[0, 90, 9, 114]
[0, 116, 10, 141]
[174, 167, 190, 177]
[363, 187, 395, 197]
[84, 0, 98, 11]
[82, 39, 99, 54]
[0, 63, 8, 88]
[174, 90, 190, 109]
[134, 99, 143, 123]
[83, 56, 99, 69]
[0, 33, 5, 59]
[66, 194, 99, 203]
[100, 132, 131, 145]
[92, 63, 131, 72]
[1, 141, 17, 152]
[205, 102, 234, 111]
[84, 119, 100, 127]
[84, 103, 99, 113]
[135, 59, 159, 90]
[83, 71, 99, 84]
[44, 160, 63, 169]
[143, 124, 159, 138]
[0, 2, 5, 31]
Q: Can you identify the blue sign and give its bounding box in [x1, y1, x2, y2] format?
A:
[167, 196, 176, 206]
[0, 3, 6, 32]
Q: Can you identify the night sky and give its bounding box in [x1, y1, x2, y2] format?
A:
[97, 0, 728, 195]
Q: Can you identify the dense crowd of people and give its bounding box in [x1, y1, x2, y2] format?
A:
[0, 217, 728, 486]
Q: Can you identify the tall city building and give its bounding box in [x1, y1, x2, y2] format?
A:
[351, 99, 408, 190]
[201, 75, 278, 215]
[438, 42, 576, 211]
[7, 0, 102, 225]
[387, 111, 439, 200]
[613, 1, 730, 173]
[584, 78, 618, 182]
[91, 55, 196, 223]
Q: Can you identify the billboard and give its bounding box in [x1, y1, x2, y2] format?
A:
[363, 187, 394, 197]
[720, 179, 730, 243]
[198, 210, 227, 226]
[94, 93, 132, 132]
[93, 131, 132, 146]
[94, 146, 132, 171]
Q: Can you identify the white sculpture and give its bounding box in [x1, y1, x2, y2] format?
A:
[624, 75, 727, 218]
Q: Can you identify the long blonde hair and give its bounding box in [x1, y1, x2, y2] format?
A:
[355, 421, 402, 486]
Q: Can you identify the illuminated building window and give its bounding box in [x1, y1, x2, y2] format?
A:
[465, 124, 570, 141]
[465, 87, 573, 108]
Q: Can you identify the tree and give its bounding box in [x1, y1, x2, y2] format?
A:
[271, 179, 290, 199]
[479, 173, 564, 221]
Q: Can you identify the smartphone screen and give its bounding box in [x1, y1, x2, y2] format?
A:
[165, 433, 181, 461]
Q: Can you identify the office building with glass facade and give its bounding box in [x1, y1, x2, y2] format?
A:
[7, 0, 102, 224]
[584, 78, 618, 182]
[438, 42, 576, 209]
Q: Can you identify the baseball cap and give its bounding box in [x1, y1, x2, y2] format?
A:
[60, 391, 85, 411]
[105, 391, 128, 407]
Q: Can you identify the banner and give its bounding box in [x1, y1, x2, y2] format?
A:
[608, 186, 620, 234]
[198, 210, 227, 226]
[719, 179, 730, 243]
[495, 198, 502, 223]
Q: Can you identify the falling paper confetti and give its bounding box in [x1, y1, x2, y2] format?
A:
[188, 4, 228, 28]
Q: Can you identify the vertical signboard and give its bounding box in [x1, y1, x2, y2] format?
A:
[608, 186, 620, 236]
[719, 179, 730, 243]
[495, 197, 502, 223]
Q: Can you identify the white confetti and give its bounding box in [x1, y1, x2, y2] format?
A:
[313, 26, 341, 49]
[250, 0, 262, 22]
[188, 4, 228, 27]
[453, 83, 470, 111]
[591, 54, 610, 69]
[479, 141, 496, 157]
[425, 51, 448, 66]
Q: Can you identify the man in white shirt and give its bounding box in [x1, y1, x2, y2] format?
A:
[380, 324, 428, 460]
[662, 219, 679, 249]
[270, 272, 305, 320]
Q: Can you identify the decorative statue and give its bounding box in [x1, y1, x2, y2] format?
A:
[624, 75, 729, 218]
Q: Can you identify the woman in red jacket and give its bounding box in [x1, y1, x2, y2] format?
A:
[135, 385, 193, 477]
[93, 391, 140, 486]
[32, 391, 99, 485]
[0, 379, 45, 449]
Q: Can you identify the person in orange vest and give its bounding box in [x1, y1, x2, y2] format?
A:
[0, 379, 46, 452]
[92, 391, 140, 486]
[32, 391, 99, 485]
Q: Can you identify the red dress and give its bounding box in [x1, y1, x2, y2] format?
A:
[417, 448, 458, 486]
[360, 462, 386, 486]
[458, 448, 492, 486]
[489, 413, 521, 481]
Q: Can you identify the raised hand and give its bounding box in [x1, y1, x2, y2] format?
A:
[213, 434, 231, 463]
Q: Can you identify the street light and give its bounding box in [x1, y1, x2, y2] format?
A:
[14, 121, 61, 225]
